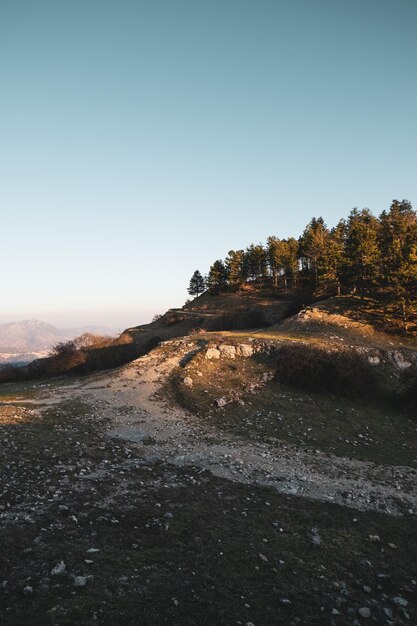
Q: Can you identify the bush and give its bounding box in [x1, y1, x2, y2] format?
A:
[398, 366, 417, 415]
[274, 345, 378, 398]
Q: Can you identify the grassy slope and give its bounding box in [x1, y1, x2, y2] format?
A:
[163, 294, 417, 468]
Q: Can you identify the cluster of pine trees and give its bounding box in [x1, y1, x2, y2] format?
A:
[188, 200, 417, 328]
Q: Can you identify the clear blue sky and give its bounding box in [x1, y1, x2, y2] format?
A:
[1, 0, 416, 327]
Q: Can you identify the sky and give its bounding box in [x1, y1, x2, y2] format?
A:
[1, 0, 417, 328]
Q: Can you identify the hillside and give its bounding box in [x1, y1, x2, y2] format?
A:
[1, 292, 417, 624]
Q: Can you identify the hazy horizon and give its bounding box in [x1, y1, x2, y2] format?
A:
[0, 308, 160, 330]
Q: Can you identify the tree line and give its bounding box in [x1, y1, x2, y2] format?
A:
[188, 200, 417, 329]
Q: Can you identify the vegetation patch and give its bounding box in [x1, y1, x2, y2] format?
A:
[274, 344, 380, 398]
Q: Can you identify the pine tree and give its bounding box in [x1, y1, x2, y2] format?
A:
[246, 244, 267, 283]
[320, 220, 346, 294]
[207, 260, 228, 293]
[378, 200, 417, 330]
[282, 237, 299, 289]
[267, 237, 298, 290]
[298, 217, 329, 284]
[188, 270, 206, 298]
[225, 250, 246, 290]
[344, 209, 380, 295]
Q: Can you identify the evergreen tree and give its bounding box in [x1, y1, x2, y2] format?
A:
[282, 237, 299, 289]
[320, 220, 346, 294]
[207, 260, 228, 293]
[298, 217, 329, 284]
[378, 200, 417, 330]
[246, 244, 268, 282]
[344, 209, 380, 295]
[225, 250, 246, 290]
[267, 236, 280, 291]
[187, 270, 206, 298]
[267, 237, 298, 290]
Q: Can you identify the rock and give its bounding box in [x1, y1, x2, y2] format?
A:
[393, 596, 408, 607]
[86, 548, 100, 553]
[259, 553, 268, 562]
[280, 598, 292, 605]
[73, 575, 87, 587]
[182, 377, 193, 388]
[332, 608, 340, 615]
[23, 585, 33, 595]
[205, 348, 220, 360]
[390, 351, 412, 370]
[215, 397, 227, 408]
[312, 531, 321, 545]
[50, 561, 66, 576]
[239, 344, 253, 357]
[358, 607, 371, 618]
[219, 344, 236, 359]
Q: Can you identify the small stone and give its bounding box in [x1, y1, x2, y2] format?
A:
[215, 397, 227, 408]
[259, 553, 268, 563]
[280, 598, 292, 605]
[73, 576, 87, 587]
[86, 548, 100, 553]
[23, 586, 33, 595]
[358, 607, 371, 618]
[51, 561, 66, 576]
[182, 377, 193, 388]
[312, 532, 321, 545]
[393, 596, 408, 607]
[332, 608, 340, 615]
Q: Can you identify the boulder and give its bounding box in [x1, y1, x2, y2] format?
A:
[238, 344, 253, 357]
[219, 344, 236, 359]
[205, 348, 220, 360]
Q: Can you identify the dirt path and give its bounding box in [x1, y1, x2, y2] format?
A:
[45, 348, 417, 518]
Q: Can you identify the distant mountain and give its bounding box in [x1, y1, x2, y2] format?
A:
[63, 325, 120, 338]
[0, 319, 119, 364]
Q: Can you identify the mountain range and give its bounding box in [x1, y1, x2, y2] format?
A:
[0, 319, 119, 364]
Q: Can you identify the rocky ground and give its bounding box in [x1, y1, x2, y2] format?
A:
[1, 338, 417, 625]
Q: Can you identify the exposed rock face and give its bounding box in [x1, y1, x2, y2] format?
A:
[206, 343, 255, 360]
[205, 348, 220, 360]
[219, 345, 236, 359]
[237, 344, 254, 357]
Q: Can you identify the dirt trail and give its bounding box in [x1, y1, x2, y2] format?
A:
[43, 347, 417, 518]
